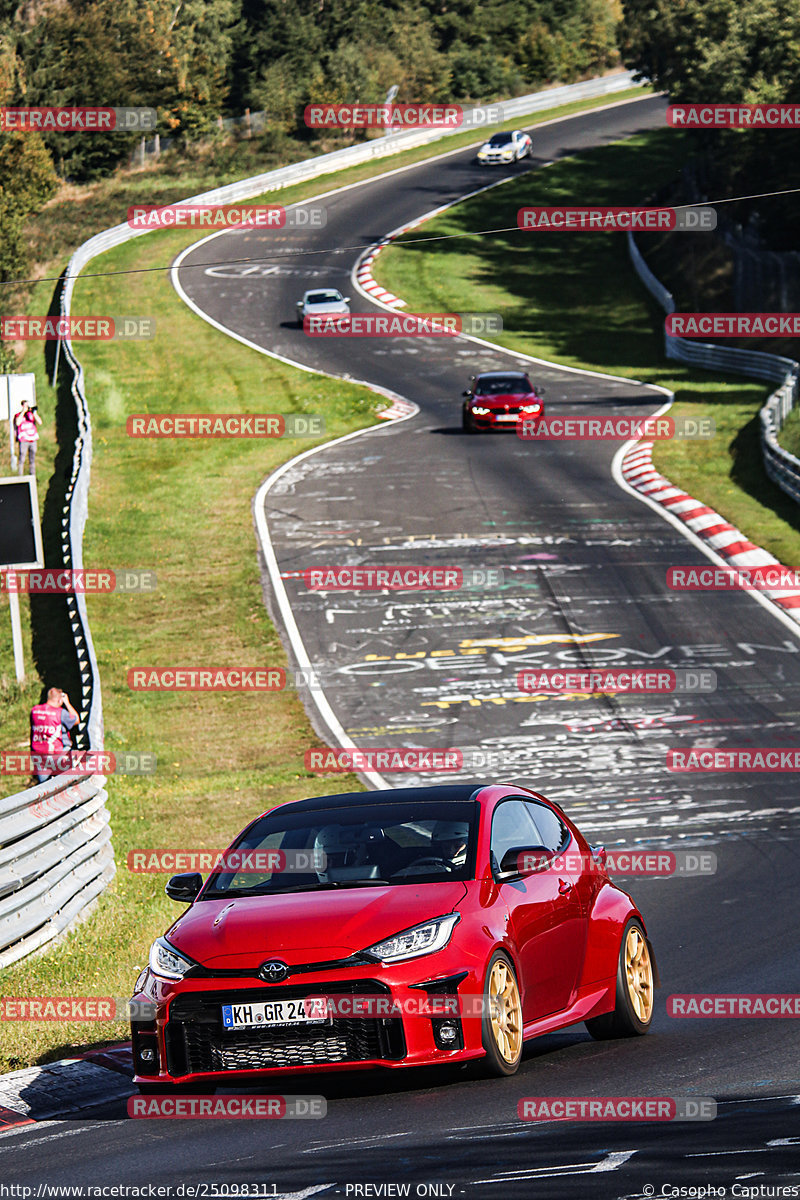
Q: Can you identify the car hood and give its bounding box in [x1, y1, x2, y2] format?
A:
[166, 881, 469, 969]
[306, 302, 348, 313]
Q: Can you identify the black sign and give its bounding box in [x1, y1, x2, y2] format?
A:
[0, 479, 43, 568]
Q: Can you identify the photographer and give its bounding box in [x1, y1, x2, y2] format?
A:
[14, 398, 42, 476]
[30, 688, 79, 783]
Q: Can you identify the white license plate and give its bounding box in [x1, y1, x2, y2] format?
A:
[222, 998, 329, 1030]
[495, 414, 520, 422]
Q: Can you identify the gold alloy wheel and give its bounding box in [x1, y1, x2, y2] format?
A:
[624, 925, 654, 1024]
[488, 958, 523, 1063]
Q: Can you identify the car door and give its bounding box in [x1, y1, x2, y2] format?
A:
[490, 798, 586, 1021]
[524, 799, 588, 1011]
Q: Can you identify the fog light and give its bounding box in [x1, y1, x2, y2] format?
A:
[432, 1016, 463, 1049]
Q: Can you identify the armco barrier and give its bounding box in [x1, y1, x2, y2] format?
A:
[0, 71, 642, 969]
[627, 231, 800, 503]
[0, 771, 113, 968]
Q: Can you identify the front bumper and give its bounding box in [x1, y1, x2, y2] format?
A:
[467, 409, 542, 431]
[131, 960, 487, 1085]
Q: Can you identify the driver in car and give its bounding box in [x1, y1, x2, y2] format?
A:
[431, 820, 469, 869]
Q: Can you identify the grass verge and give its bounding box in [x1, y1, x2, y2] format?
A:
[374, 129, 800, 566]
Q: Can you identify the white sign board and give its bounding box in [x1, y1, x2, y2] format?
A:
[0, 373, 36, 420]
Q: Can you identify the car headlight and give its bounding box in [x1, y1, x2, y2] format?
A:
[148, 937, 196, 980]
[364, 914, 460, 962]
[502, 149, 514, 158]
[520, 403, 541, 413]
[470, 406, 491, 415]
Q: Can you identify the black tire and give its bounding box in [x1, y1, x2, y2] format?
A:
[480, 951, 523, 1076]
[585, 918, 654, 1040]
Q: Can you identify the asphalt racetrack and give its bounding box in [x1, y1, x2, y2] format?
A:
[4, 93, 800, 1199]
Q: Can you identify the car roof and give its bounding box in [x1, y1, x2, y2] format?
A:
[272, 784, 489, 813]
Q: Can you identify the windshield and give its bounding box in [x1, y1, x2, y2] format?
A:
[488, 133, 513, 146]
[202, 801, 479, 897]
[476, 375, 532, 395]
[306, 291, 343, 304]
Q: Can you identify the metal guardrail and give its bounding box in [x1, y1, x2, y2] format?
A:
[627, 231, 800, 503]
[0, 70, 643, 969]
[0, 772, 113, 967]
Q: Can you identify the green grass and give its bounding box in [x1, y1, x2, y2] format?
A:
[374, 128, 800, 566]
[0, 81, 655, 1073]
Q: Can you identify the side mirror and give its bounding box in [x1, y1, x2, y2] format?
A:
[536, 386, 546, 397]
[343, 297, 351, 304]
[462, 390, 473, 398]
[165, 872, 203, 902]
[497, 845, 554, 880]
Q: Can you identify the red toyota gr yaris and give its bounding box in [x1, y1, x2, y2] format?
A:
[130, 784, 657, 1091]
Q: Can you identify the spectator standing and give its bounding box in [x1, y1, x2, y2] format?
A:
[14, 400, 42, 476]
[30, 688, 79, 783]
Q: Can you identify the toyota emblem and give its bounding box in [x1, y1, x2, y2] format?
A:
[258, 959, 289, 983]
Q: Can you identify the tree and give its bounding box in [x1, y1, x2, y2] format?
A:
[620, 0, 800, 245]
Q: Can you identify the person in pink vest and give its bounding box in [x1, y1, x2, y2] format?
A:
[30, 687, 79, 782]
[14, 399, 42, 476]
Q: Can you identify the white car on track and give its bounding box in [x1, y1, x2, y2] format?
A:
[476, 130, 532, 164]
[296, 288, 350, 326]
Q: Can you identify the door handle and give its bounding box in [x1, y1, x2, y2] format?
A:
[558, 879, 573, 895]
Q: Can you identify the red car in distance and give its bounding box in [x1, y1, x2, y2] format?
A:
[130, 783, 656, 1092]
[462, 370, 545, 433]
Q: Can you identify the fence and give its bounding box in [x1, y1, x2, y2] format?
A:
[626, 230, 800, 504]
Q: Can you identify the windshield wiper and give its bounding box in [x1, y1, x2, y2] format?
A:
[202, 878, 390, 898]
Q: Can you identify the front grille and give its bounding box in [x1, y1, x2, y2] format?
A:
[165, 981, 405, 1076]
